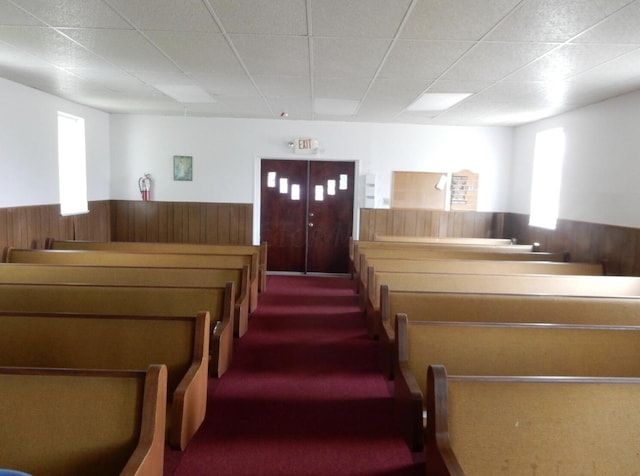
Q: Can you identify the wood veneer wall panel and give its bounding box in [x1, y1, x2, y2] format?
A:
[109, 200, 253, 245]
[503, 213, 640, 276]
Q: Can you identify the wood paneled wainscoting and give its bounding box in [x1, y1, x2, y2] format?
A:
[358, 208, 504, 241]
[504, 213, 640, 276]
[0, 200, 111, 249]
[358, 208, 640, 276]
[1, 200, 253, 250]
[110, 200, 252, 244]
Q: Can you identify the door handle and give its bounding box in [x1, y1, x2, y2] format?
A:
[308, 222, 314, 227]
[309, 212, 314, 218]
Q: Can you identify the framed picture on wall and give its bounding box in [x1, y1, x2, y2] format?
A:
[173, 155, 193, 181]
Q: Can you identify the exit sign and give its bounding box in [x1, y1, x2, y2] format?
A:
[293, 138, 319, 153]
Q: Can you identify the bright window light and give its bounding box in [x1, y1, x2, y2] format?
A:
[57, 112, 88, 216]
[529, 127, 565, 230]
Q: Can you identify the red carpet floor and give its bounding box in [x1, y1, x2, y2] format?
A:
[165, 275, 423, 475]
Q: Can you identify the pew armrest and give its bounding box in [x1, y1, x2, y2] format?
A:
[395, 361, 424, 452]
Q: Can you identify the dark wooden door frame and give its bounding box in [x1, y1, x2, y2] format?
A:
[256, 157, 359, 274]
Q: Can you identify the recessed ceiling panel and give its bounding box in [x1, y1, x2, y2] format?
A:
[310, 0, 411, 37]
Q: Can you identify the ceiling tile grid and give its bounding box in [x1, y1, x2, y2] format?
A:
[0, 0, 638, 125]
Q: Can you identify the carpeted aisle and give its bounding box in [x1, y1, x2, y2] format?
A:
[165, 275, 422, 475]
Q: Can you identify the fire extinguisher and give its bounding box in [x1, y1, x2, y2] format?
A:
[138, 173, 152, 201]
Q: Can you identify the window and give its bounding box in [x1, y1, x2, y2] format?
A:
[529, 127, 565, 230]
[57, 112, 88, 216]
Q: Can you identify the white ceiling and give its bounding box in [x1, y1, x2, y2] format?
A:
[1, 0, 640, 126]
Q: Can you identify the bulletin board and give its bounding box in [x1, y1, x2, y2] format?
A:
[391, 171, 447, 210]
[450, 169, 479, 211]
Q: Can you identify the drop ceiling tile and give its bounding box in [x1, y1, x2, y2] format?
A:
[426, 79, 494, 94]
[230, 34, 309, 76]
[487, 0, 629, 42]
[144, 30, 243, 74]
[191, 73, 259, 96]
[442, 41, 559, 82]
[252, 74, 310, 97]
[378, 39, 473, 80]
[106, 0, 219, 32]
[573, 0, 640, 44]
[10, 0, 133, 28]
[310, 0, 411, 38]
[0, 0, 43, 26]
[207, 0, 307, 35]
[365, 78, 431, 103]
[401, 0, 521, 40]
[62, 28, 181, 73]
[507, 43, 638, 82]
[313, 37, 391, 78]
[213, 95, 273, 117]
[0, 27, 105, 68]
[313, 76, 370, 99]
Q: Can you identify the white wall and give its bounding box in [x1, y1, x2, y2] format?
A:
[109, 114, 513, 212]
[511, 89, 640, 229]
[0, 78, 110, 208]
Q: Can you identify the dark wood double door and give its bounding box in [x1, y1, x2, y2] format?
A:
[260, 159, 355, 274]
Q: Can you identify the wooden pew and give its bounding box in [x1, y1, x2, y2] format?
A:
[351, 246, 568, 289]
[5, 247, 260, 314]
[46, 238, 268, 294]
[0, 281, 234, 379]
[0, 262, 250, 338]
[425, 365, 640, 475]
[0, 365, 166, 476]
[362, 258, 604, 335]
[397, 315, 640, 451]
[372, 235, 516, 245]
[0, 311, 209, 451]
[379, 273, 640, 379]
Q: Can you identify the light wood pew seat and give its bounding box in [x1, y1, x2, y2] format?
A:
[397, 316, 640, 451]
[4, 247, 259, 315]
[46, 238, 268, 294]
[0, 281, 234, 379]
[351, 246, 567, 290]
[425, 365, 640, 475]
[372, 235, 516, 245]
[0, 365, 167, 476]
[362, 258, 604, 336]
[379, 273, 640, 379]
[0, 311, 209, 451]
[0, 262, 250, 338]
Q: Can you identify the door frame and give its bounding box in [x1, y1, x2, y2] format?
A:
[252, 156, 360, 254]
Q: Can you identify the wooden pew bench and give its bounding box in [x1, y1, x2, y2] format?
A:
[425, 365, 640, 475]
[4, 247, 259, 315]
[379, 273, 640, 379]
[0, 365, 166, 476]
[0, 262, 250, 338]
[396, 315, 640, 451]
[372, 235, 516, 245]
[46, 238, 268, 295]
[0, 281, 234, 379]
[351, 246, 567, 289]
[362, 258, 604, 336]
[0, 311, 209, 451]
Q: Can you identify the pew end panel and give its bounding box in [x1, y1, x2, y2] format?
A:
[425, 365, 640, 475]
[210, 281, 235, 378]
[0, 366, 167, 476]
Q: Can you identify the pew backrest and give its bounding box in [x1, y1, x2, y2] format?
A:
[0, 311, 209, 450]
[46, 239, 268, 292]
[0, 262, 250, 338]
[372, 235, 515, 245]
[5, 247, 259, 312]
[0, 365, 167, 476]
[426, 365, 640, 475]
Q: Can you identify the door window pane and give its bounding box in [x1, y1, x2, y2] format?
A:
[291, 184, 300, 200]
[279, 177, 288, 194]
[339, 174, 348, 190]
[315, 185, 324, 201]
[327, 179, 336, 196]
[267, 171, 276, 188]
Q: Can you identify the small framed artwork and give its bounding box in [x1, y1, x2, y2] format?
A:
[173, 155, 193, 181]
